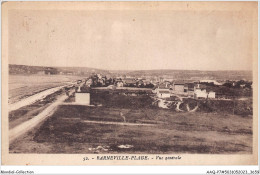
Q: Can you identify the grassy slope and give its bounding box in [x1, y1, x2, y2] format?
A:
[10, 105, 252, 154]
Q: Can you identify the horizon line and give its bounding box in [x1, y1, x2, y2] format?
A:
[9, 63, 253, 72]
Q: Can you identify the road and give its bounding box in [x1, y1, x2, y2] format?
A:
[61, 118, 156, 126]
[9, 89, 73, 143]
[82, 120, 155, 126]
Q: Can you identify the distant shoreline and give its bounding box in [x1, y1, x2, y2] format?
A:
[9, 63, 252, 72]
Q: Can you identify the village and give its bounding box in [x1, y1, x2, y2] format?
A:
[73, 73, 252, 107]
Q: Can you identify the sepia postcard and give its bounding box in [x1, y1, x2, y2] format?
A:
[1, 1, 258, 165]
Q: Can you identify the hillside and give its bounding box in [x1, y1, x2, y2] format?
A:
[9, 64, 109, 76]
[125, 69, 252, 81]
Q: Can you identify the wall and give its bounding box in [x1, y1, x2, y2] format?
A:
[208, 92, 216, 98]
[75, 93, 90, 105]
[157, 92, 171, 98]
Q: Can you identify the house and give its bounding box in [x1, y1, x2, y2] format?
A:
[124, 79, 136, 87]
[194, 83, 207, 90]
[164, 81, 172, 88]
[116, 81, 124, 87]
[97, 74, 102, 79]
[157, 90, 171, 98]
[187, 91, 195, 97]
[154, 83, 169, 94]
[75, 85, 90, 105]
[86, 79, 92, 86]
[240, 84, 246, 88]
[136, 80, 144, 87]
[194, 89, 208, 98]
[152, 87, 157, 93]
[143, 80, 151, 86]
[194, 89, 216, 99]
[174, 83, 185, 93]
[208, 91, 216, 98]
[158, 83, 168, 89]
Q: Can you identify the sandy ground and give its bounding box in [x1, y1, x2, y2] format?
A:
[9, 75, 81, 104]
[9, 85, 67, 112]
[8, 77, 76, 143]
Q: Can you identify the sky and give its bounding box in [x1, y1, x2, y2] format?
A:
[8, 5, 255, 71]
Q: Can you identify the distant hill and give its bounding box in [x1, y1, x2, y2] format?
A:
[9, 64, 109, 76]
[125, 69, 253, 81]
[9, 64, 252, 81]
[9, 64, 58, 75]
[56, 66, 110, 76]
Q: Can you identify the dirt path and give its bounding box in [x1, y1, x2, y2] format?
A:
[186, 104, 190, 111]
[176, 101, 183, 112]
[82, 120, 155, 126]
[173, 94, 183, 102]
[158, 99, 169, 109]
[9, 85, 67, 112]
[9, 93, 70, 143]
[186, 104, 199, 112]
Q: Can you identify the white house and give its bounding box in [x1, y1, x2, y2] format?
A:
[208, 91, 216, 98]
[194, 89, 208, 98]
[75, 93, 90, 105]
[116, 81, 124, 87]
[174, 84, 185, 93]
[152, 88, 157, 94]
[75, 86, 90, 105]
[194, 89, 216, 99]
[157, 90, 171, 98]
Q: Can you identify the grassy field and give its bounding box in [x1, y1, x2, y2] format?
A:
[67, 92, 252, 116]
[9, 89, 253, 154]
[9, 75, 81, 104]
[9, 104, 252, 154]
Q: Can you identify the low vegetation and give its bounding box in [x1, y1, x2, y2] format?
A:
[10, 105, 252, 154]
[9, 89, 253, 154]
[9, 90, 64, 129]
